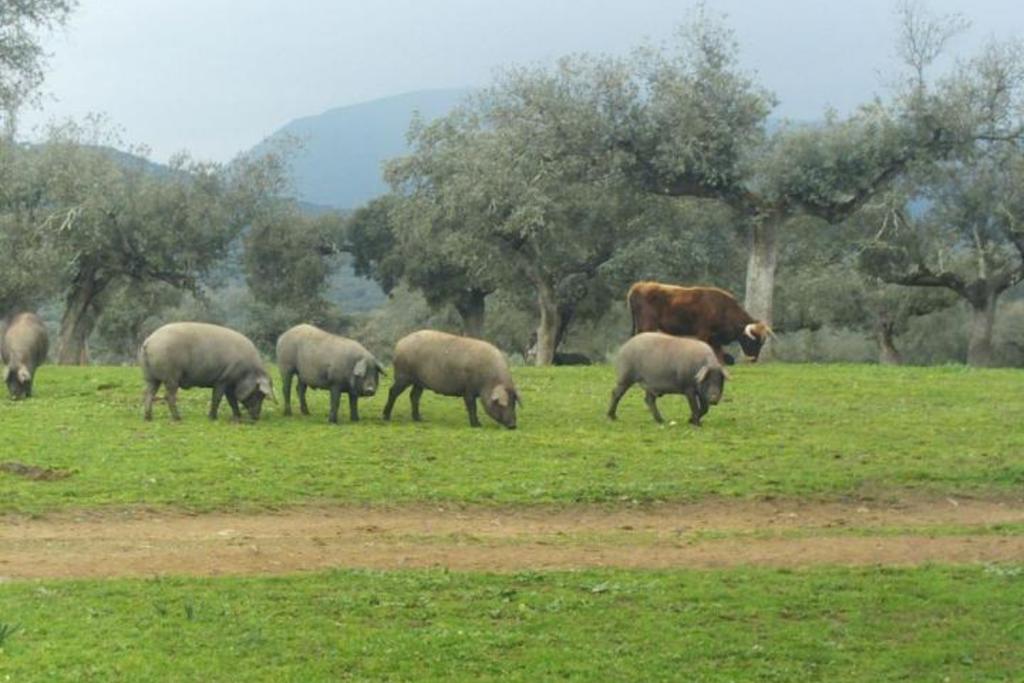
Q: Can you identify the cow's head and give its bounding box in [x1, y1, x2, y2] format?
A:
[739, 322, 774, 362]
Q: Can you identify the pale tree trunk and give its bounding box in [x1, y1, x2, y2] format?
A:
[454, 289, 487, 338]
[743, 216, 780, 325]
[57, 271, 106, 365]
[533, 278, 561, 366]
[877, 319, 902, 365]
[966, 293, 998, 367]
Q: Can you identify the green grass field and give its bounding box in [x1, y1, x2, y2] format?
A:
[2, 566, 1023, 681]
[3, 362, 1023, 681]
[0, 363, 1021, 513]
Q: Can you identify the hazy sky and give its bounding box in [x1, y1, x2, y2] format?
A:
[19, 0, 1023, 163]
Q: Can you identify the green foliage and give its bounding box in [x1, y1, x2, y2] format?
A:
[2, 566, 1023, 680]
[2, 363, 1024, 514]
[0, 0, 77, 129]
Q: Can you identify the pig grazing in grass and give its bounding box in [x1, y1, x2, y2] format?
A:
[276, 323, 384, 424]
[382, 330, 520, 429]
[1, 312, 49, 400]
[140, 322, 274, 422]
[607, 332, 727, 427]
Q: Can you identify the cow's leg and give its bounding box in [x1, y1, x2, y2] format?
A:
[383, 376, 411, 420]
[684, 388, 703, 426]
[297, 380, 310, 416]
[644, 391, 664, 424]
[607, 381, 633, 420]
[209, 384, 226, 420]
[281, 369, 294, 416]
[463, 393, 481, 427]
[328, 386, 341, 424]
[143, 379, 160, 421]
[410, 385, 424, 422]
[165, 383, 181, 421]
[348, 392, 359, 422]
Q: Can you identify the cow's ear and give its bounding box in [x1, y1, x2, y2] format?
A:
[1, 366, 8, 382]
[353, 358, 368, 378]
[695, 366, 709, 384]
[375, 361, 387, 377]
[721, 368, 731, 381]
[17, 367, 30, 383]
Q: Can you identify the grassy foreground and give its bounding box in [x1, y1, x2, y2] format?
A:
[0, 363, 1022, 513]
[1, 565, 1022, 681]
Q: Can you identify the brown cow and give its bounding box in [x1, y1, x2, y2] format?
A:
[627, 281, 773, 363]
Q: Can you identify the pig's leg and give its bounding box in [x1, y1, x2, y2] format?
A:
[644, 391, 664, 424]
[348, 392, 359, 422]
[209, 384, 226, 420]
[409, 384, 424, 421]
[297, 380, 310, 416]
[383, 377, 411, 420]
[143, 379, 161, 421]
[463, 393, 481, 427]
[607, 380, 633, 420]
[281, 369, 294, 416]
[225, 389, 242, 421]
[328, 386, 341, 424]
[165, 383, 181, 421]
[684, 388, 702, 426]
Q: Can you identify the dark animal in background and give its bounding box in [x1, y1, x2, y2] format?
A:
[383, 329, 520, 429]
[627, 281, 773, 364]
[276, 323, 384, 424]
[139, 322, 275, 421]
[1, 312, 49, 400]
[608, 332, 728, 427]
[525, 332, 592, 366]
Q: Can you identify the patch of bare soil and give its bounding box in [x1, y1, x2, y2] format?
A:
[1, 497, 1022, 580]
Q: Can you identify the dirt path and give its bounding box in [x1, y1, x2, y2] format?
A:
[2, 497, 1023, 580]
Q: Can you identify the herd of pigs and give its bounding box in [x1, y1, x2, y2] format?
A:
[1, 296, 737, 429]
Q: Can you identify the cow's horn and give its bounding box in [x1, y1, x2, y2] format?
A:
[744, 323, 757, 339]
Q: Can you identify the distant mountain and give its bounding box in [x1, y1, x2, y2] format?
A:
[253, 88, 472, 210]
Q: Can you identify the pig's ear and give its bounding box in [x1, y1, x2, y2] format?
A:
[17, 367, 31, 384]
[490, 385, 510, 408]
[695, 366, 709, 384]
[259, 377, 277, 402]
[353, 358, 368, 378]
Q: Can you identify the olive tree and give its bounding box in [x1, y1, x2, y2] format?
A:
[0, 0, 76, 135]
[32, 120, 286, 363]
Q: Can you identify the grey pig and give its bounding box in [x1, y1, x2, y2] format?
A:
[1, 312, 49, 400]
[607, 332, 727, 427]
[140, 322, 274, 421]
[276, 323, 384, 424]
[382, 329, 520, 429]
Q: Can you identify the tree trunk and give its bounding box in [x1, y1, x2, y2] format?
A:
[454, 289, 487, 338]
[877, 319, 902, 365]
[966, 293, 998, 367]
[57, 271, 105, 365]
[533, 278, 561, 366]
[743, 216, 780, 325]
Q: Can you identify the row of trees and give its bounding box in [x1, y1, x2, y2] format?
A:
[345, 5, 1024, 366]
[2, 2, 1023, 366]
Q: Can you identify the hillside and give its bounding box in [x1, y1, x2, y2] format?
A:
[253, 88, 471, 209]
